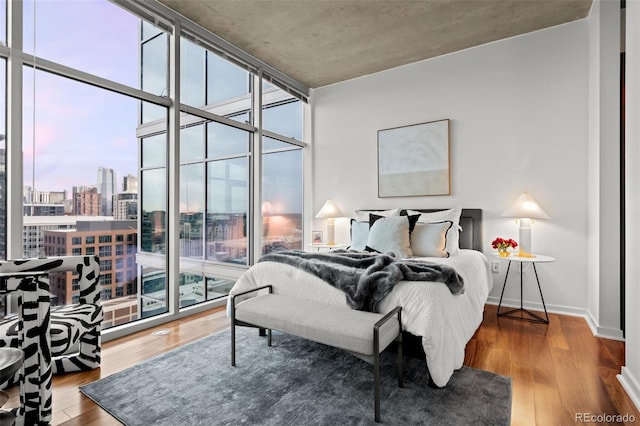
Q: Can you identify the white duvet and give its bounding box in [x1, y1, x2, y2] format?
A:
[227, 249, 492, 387]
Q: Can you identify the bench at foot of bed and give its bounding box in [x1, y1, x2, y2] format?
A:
[230, 285, 403, 423]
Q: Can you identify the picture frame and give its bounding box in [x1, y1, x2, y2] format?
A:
[377, 119, 450, 197]
[311, 231, 323, 245]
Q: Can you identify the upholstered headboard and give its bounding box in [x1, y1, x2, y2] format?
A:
[406, 208, 483, 252]
[360, 208, 483, 252]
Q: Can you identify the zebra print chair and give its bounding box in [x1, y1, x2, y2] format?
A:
[0, 256, 102, 382]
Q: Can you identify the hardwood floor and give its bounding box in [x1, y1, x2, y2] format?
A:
[466, 305, 640, 426]
[6, 304, 638, 425]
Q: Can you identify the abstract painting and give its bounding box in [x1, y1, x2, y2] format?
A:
[377, 119, 450, 197]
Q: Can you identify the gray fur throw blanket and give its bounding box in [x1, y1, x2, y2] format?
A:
[258, 250, 464, 312]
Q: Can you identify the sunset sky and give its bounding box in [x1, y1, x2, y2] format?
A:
[22, 0, 142, 194]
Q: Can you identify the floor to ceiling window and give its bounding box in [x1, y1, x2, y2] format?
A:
[0, 0, 307, 336]
[0, 58, 6, 262]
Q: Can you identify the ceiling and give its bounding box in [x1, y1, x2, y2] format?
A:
[158, 0, 593, 89]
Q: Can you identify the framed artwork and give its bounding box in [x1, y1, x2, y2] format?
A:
[311, 231, 323, 245]
[377, 119, 450, 197]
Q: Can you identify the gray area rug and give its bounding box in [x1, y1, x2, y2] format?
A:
[80, 327, 511, 425]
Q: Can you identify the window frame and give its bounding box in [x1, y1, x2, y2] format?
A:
[2, 0, 307, 342]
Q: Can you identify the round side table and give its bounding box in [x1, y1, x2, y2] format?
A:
[493, 253, 555, 324]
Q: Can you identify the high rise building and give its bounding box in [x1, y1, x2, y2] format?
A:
[114, 192, 138, 220]
[23, 186, 67, 217]
[22, 215, 112, 258]
[23, 187, 67, 205]
[73, 186, 100, 216]
[44, 220, 138, 320]
[122, 174, 138, 193]
[97, 167, 117, 217]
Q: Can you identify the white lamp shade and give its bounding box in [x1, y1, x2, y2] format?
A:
[501, 191, 549, 220]
[315, 199, 344, 219]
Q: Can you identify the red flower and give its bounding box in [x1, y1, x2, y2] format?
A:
[492, 237, 518, 250]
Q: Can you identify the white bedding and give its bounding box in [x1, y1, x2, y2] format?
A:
[227, 249, 492, 387]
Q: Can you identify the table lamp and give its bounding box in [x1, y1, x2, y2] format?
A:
[501, 191, 549, 257]
[315, 199, 344, 245]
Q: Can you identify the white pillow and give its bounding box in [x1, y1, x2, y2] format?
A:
[350, 219, 369, 251]
[365, 215, 418, 258]
[406, 206, 462, 256]
[411, 221, 453, 258]
[354, 208, 401, 222]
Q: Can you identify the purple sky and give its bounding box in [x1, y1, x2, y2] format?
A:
[22, 0, 142, 194]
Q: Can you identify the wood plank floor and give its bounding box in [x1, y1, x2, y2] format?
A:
[5, 304, 638, 425]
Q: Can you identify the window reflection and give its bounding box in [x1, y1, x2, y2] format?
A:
[181, 39, 206, 107]
[263, 100, 303, 140]
[181, 124, 205, 163]
[141, 33, 168, 123]
[262, 138, 303, 254]
[180, 273, 204, 308]
[141, 167, 167, 254]
[208, 53, 250, 104]
[142, 133, 166, 168]
[207, 121, 249, 158]
[206, 277, 234, 301]
[207, 158, 248, 264]
[180, 163, 204, 259]
[141, 266, 167, 318]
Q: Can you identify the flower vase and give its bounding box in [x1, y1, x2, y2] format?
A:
[498, 249, 510, 258]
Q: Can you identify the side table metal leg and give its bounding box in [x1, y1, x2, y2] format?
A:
[532, 264, 550, 323]
[497, 261, 512, 317]
[520, 262, 524, 310]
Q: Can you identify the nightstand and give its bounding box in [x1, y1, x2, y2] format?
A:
[493, 253, 555, 324]
[308, 243, 349, 252]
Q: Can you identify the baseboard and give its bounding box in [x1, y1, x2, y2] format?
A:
[584, 310, 626, 341]
[485, 297, 625, 341]
[618, 367, 640, 412]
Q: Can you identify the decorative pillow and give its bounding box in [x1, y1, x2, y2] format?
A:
[410, 221, 453, 258]
[354, 208, 401, 222]
[350, 219, 369, 251]
[365, 214, 420, 258]
[406, 206, 462, 256]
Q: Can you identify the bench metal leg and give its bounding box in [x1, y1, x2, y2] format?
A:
[374, 345, 381, 423]
[231, 318, 236, 367]
[230, 285, 273, 367]
[373, 307, 403, 423]
[268, 329, 272, 347]
[397, 333, 403, 388]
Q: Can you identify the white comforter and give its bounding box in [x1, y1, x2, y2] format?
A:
[227, 249, 492, 386]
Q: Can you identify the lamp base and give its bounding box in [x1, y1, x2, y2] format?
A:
[518, 219, 535, 257]
[326, 219, 335, 245]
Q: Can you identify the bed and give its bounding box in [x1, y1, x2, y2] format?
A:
[227, 207, 491, 387]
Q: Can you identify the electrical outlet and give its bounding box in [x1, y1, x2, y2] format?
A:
[491, 261, 500, 273]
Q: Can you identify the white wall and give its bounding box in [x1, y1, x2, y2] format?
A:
[311, 22, 591, 316]
[587, 0, 623, 339]
[621, 0, 640, 411]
